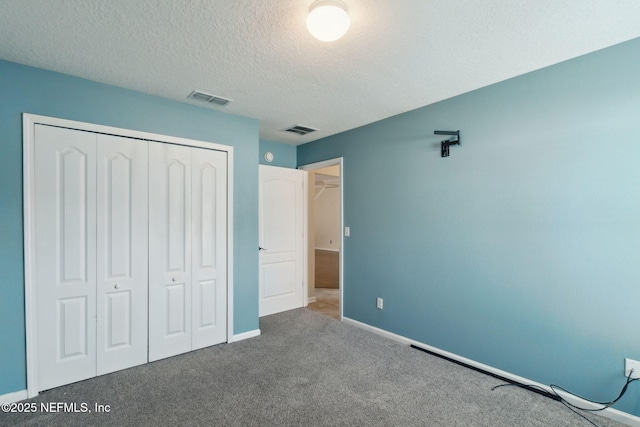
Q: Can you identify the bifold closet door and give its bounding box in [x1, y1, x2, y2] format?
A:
[191, 148, 227, 350]
[148, 142, 227, 362]
[34, 125, 149, 391]
[35, 125, 97, 390]
[95, 134, 149, 375]
[149, 142, 193, 361]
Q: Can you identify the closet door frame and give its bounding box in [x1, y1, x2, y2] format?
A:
[22, 113, 235, 398]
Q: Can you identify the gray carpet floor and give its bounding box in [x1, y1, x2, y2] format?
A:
[1, 308, 626, 427]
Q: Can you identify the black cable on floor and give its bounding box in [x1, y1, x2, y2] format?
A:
[410, 344, 639, 427]
[492, 383, 600, 427]
[410, 344, 560, 401]
[493, 369, 640, 427]
[550, 370, 639, 412]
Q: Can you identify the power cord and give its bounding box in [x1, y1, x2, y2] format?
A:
[492, 369, 639, 427]
[492, 382, 599, 426]
[550, 369, 638, 412]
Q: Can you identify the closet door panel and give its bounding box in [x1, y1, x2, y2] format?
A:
[191, 148, 227, 349]
[96, 134, 149, 375]
[34, 125, 97, 391]
[149, 142, 193, 361]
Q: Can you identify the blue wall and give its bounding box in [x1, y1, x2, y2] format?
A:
[0, 60, 259, 396]
[259, 139, 297, 168]
[298, 38, 640, 415]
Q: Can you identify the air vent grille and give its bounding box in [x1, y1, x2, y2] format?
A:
[188, 90, 232, 106]
[282, 125, 318, 136]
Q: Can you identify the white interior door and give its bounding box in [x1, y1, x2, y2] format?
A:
[191, 148, 228, 349]
[96, 134, 148, 375]
[35, 125, 97, 390]
[149, 142, 193, 361]
[259, 165, 305, 317]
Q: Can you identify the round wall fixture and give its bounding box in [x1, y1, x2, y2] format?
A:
[264, 151, 274, 162]
[306, 0, 351, 42]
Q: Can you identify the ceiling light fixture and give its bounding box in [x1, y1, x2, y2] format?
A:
[306, 0, 351, 42]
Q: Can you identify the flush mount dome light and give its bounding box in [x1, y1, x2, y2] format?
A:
[306, 0, 351, 42]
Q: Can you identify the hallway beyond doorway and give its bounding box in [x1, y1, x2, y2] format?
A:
[307, 288, 339, 320]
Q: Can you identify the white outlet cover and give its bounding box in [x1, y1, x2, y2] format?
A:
[625, 358, 640, 379]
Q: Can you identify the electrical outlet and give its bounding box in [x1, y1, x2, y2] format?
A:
[376, 297, 383, 310]
[625, 358, 640, 379]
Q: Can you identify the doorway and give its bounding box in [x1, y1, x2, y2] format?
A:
[299, 158, 343, 320]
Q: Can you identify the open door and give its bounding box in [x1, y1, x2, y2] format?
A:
[258, 165, 305, 317]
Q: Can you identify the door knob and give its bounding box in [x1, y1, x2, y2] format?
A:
[114, 284, 120, 289]
[172, 277, 177, 282]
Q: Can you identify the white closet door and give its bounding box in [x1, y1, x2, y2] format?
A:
[30, 118, 230, 392]
[96, 135, 149, 375]
[191, 148, 227, 349]
[35, 125, 97, 390]
[149, 142, 193, 361]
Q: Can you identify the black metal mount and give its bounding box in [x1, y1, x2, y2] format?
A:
[435, 130, 460, 157]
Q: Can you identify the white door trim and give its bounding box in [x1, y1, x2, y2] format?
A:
[23, 113, 235, 397]
[298, 157, 344, 320]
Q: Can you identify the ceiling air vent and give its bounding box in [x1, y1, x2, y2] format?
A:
[188, 90, 232, 106]
[282, 125, 318, 136]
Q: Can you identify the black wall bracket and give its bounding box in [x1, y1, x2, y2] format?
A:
[435, 130, 460, 157]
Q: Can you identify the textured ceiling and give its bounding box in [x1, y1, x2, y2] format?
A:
[1, 0, 639, 145]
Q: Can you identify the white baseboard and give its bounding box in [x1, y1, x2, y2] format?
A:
[231, 329, 261, 343]
[342, 317, 640, 427]
[307, 296, 317, 304]
[603, 408, 640, 427]
[0, 389, 28, 404]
